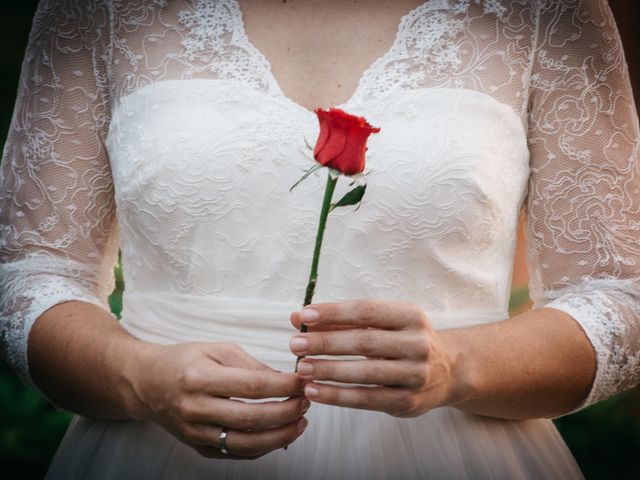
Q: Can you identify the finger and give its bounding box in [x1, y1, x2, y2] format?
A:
[290, 313, 359, 332]
[290, 329, 429, 359]
[192, 445, 252, 460]
[198, 366, 305, 399]
[297, 359, 426, 388]
[179, 396, 311, 431]
[291, 299, 429, 331]
[186, 418, 309, 457]
[304, 382, 417, 417]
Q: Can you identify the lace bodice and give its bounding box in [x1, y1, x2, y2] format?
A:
[1, 0, 639, 414]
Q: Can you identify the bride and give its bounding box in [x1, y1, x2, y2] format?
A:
[1, 0, 639, 478]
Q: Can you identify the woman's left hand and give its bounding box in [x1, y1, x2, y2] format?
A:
[289, 299, 463, 418]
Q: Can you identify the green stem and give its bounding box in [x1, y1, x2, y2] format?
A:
[295, 172, 338, 371]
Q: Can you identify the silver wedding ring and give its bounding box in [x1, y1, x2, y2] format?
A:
[219, 427, 229, 455]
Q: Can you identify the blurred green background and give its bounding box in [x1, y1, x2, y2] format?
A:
[1, 2, 639, 479]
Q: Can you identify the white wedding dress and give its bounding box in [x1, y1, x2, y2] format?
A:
[1, 0, 639, 478]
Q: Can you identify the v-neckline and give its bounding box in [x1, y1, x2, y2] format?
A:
[230, 0, 429, 115]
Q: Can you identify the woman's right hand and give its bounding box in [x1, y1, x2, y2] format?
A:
[128, 341, 308, 459]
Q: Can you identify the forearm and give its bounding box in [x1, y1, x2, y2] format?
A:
[441, 307, 596, 419]
[27, 300, 151, 420]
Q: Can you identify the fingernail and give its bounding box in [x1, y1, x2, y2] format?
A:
[297, 417, 309, 433]
[297, 362, 314, 376]
[300, 308, 319, 323]
[305, 385, 319, 398]
[290, 337, 309, 353]
[301, 398, 311, 413]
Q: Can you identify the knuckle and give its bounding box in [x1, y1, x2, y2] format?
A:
[320, 386, 339, 404]
[311, 361, 328, 380]
[364, 362, 383, 382]
[358, 299, 377, 322]
[408, 367, 429, 388]
[352, 394, 371, 410]
[180, 367, 205, 392]
[412, 335, 431, 359]
[354, 332, 377, 356]
[249, 375, 267, 393]
[315, 334, 329, 354]
[286, 375, 305, 393]
[238, 375, 265, 395]
[176, 398, 196, 421]
[389, 395, 418, 418]
[236, 409, 260, 431]
[235, 418, 254, 431]
[414, 308, 430, 329]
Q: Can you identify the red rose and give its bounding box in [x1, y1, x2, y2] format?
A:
[312, 107, 381, 175]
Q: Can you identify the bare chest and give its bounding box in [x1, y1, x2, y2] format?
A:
[236, 0, 425, 111]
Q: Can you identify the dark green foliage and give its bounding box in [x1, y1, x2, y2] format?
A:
[555, 389, 640, 479]
[0, 362, 72, 479]
[108, 256, 124, 319]
[508, 286, 530, 312]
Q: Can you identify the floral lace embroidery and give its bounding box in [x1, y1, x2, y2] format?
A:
[0, 0, 638, 415]
[178, 1, 234, 58]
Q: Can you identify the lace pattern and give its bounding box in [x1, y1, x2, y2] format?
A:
[546, 279, 640, 411]
[525, 0, 640, 408]
[0, 0, 638, 414]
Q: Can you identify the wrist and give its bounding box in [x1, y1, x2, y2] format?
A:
[118, 338, 160, 421]
[437, 328, 480, 408]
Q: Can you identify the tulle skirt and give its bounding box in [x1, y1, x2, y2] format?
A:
[45, 292, 584, 479]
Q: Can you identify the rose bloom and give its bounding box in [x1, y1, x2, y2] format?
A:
[313, 107, 381, 175]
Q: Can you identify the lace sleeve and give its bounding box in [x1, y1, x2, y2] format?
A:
[0, 0, 118, 388]
[526, 0, 640, 414]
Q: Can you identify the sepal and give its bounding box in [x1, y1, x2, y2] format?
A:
[290, 163, 323, 192]
[330, 184, 367, 212]
[328, 168, 341, 180]
[303, 136, 314, 150]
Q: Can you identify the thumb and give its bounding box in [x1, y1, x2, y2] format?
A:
[206, 342, 278, 372]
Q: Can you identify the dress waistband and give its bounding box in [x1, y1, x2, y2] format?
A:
[120, 291, 508, 370]
[120, 291, 508, 340]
